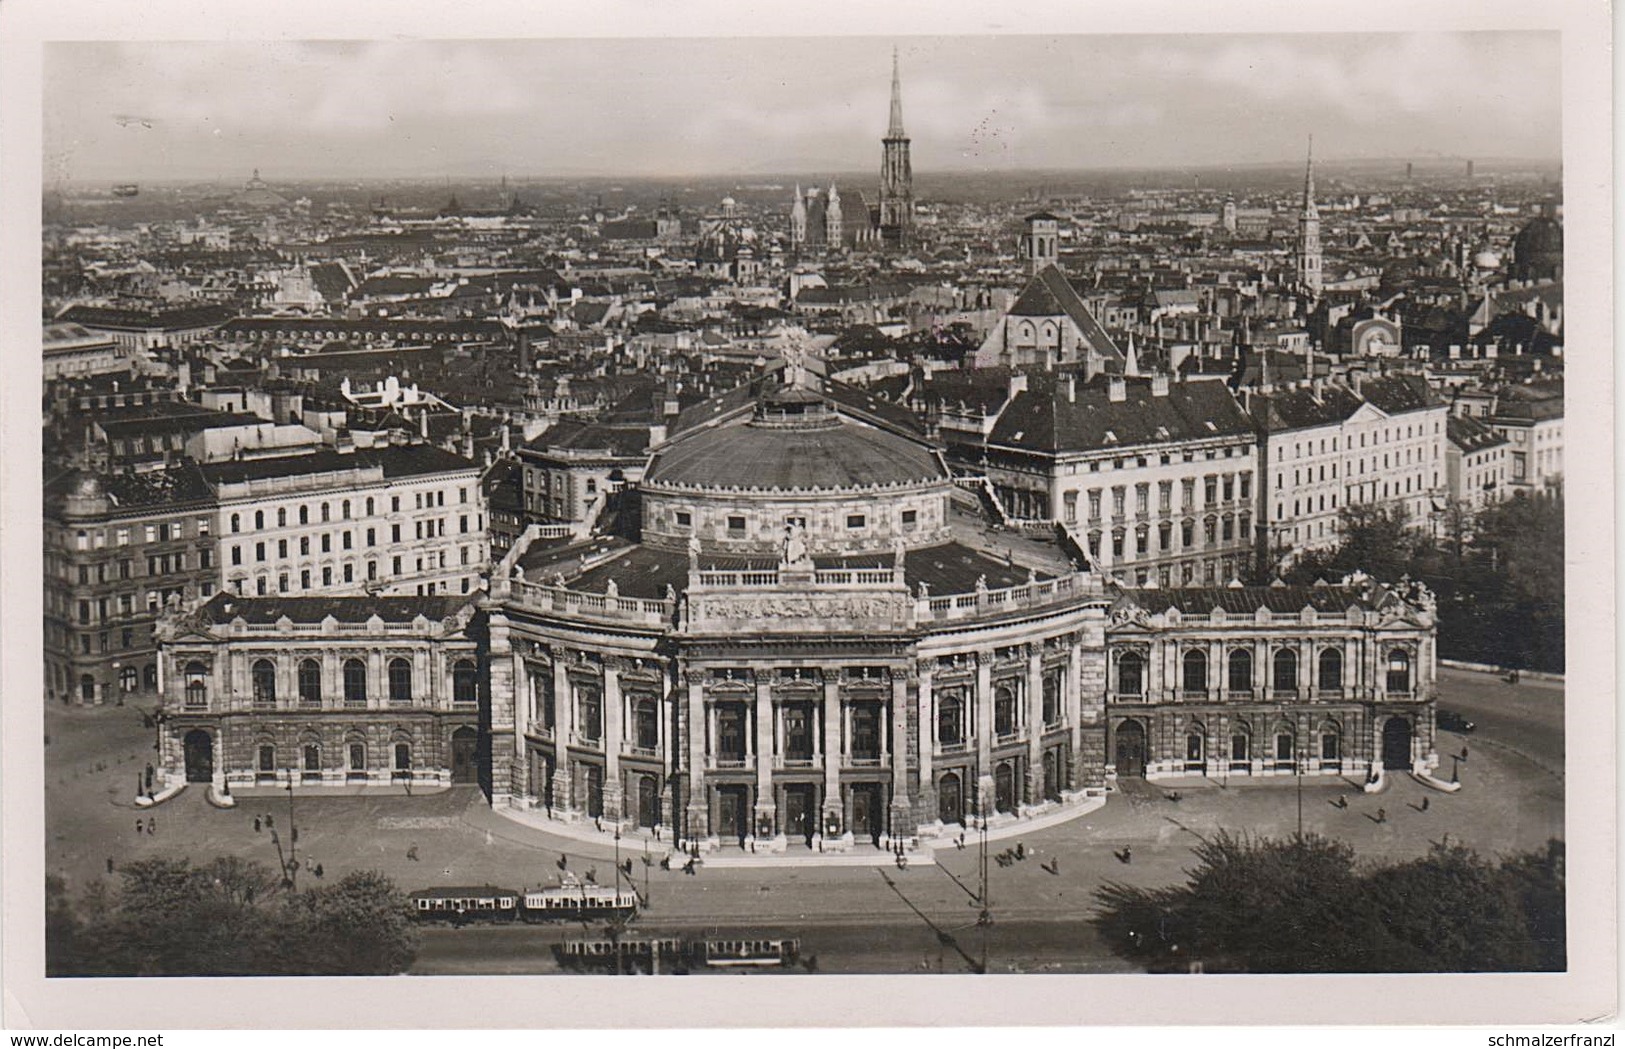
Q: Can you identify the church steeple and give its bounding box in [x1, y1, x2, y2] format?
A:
[887, 46, 906, 139]
[1296, 134, 1323, 298]
[879, 46, 914, 249]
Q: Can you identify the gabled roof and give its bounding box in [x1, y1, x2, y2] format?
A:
[988, 375, 1253, 455]
[1447, 413, 1508, 452]
[1359, 374, 1441, 416]
[1249, 383, 1365, 434]
[1007, 266, 1124, 365]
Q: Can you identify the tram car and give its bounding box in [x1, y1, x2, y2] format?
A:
[520, 885, 639, 923]
[555, 937, 687, 974]
[409, 886, 520, 924]
[692, 937, 802, 969]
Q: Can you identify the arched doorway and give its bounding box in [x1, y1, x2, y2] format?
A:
[637, 775, 659, 830]
[1381, 717, 1413, 771]
[1042, 749, 1060, 802]
[183, 730, 213, 783]
[993, 762, 1016, 813]
[450, 726, 479, 784]
[1114, 719, 1147, 778]
[938, 772, 963, 825]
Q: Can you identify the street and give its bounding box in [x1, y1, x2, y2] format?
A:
[43, 666, 1565, 974]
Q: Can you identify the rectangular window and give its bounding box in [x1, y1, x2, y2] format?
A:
[1111, 488, 1125, 517]
[675, 510, 692, 527]
[322, 534, 332, 553]
[901, 509, 917, 529]
[1182, 479, 1196, 508]
[1204, 477, 1218, 505]
[366, 528, 376, 547]
[145, 525, 157, 544]
[300, 536, 310, 556]
[231, 546, 242, 566]
[391, 524, 402, 544]
[1240, 473, 1252, 499]
[460, 515, 469, 534]
[727, 515, 746, 535]
[1158, 482, 1172, 512]
[847, 514, 865, 529]
[342, 532, 352, 550]
[255, 542, 265, 562]
[1087, 490, 1101, 520]
[1135, 484, 1149, 515]
[116, 528, 130, 546]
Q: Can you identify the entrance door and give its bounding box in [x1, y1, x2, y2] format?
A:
[1042, 749, 1060, 802]
[784, 785, 816, 846]
[637, 775, 659, 829]
[183, 729, 213, 783]
[585, 765, 604, 819]
[451, 727, 479, 784]
[1115, 720, 1147, 778]
[850, 784, 883, 846]
[939, 772, 963, 825]
[716, 786, 748, 846]
[994, 762, 1016, 813]
[1381, 717, 1413, 771]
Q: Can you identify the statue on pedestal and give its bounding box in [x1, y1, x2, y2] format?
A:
[781, 521, 811, 569]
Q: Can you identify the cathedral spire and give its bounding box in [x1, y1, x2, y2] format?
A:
[887, 46, 906, 139]
[1303, 134, 1318, 218]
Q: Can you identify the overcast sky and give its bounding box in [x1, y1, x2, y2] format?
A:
[43, 33, 1561, 183]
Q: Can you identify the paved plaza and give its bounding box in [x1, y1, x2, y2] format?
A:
[45, 668, 1563, 938]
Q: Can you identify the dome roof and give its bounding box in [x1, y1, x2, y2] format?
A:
[1513, 216, 1563, 257]
[646, 407, 945, 492]
[1473, 250, 1502, 270]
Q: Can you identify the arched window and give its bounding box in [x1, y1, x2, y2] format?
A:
[342, 499, 351, 520]
[1272, 648, 1298, 692]
[1228, 648, 1252, 692]
[1318, 648, 1344, 692]
[1386, 648, 1412, 694]
[299, 505, 309, 525]
[1319, 720, 1342, 767]
[343, 659, 367, 707]
[365, 497, 375, 516]
[277, 507, 287, 528]
[1042, 672, 1060, 726]
[303, 742, 321, 774]
[297, 659, 321, 706]
[937, 692, 964, 746]
[1117, 651, 1145, 696]
[994, 685, 1017, 738]
[452, 659, 478, 705]
[1229, 722, 1252, 768]
[1185, 721, 1206, 769]
[1182, 649, 1208, 693]
[321, 503, 331, 523]
[230, 513, 241, 533]
[1274, 725, 1296, 769]
[184, 662, 208, 708]
[252, 659, 277, 706]
[393, 742, 411, 771]
[253, 510, 265, 530]
[388, 658, 413, 705]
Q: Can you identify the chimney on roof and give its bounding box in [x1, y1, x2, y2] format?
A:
[1065, 375, 1076, 403]
[1007, 372, 1028, 398]
[1151, 374, 1170, 397]
[419, 411, 430, 441]
[1108, 377, 1127, 403]
[648, 423, 667, 449]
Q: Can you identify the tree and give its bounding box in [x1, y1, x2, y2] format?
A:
[46, 858, 419, 977]
[1093, 833, 1566, 973]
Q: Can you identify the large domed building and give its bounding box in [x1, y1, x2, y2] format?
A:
[1511, 205, 1563, 283]
[473, 367, 1442, 854]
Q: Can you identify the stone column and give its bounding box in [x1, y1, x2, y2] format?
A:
[511, 652, 529, 801]
[1068, 637, 1086, 786]
[551, 657, 574, 815]
[1298, 638, 1314, 698]
[322, 650, 339, 708]
[889, 670, 912, 835]
[753, 672, 775, 840]
[1025, 645, 1045, 804]
[602, 658, 623, 822]
[367, 651, 384, 710]
[686, 674, 708, 843]
[821, 673, 842, 834]
[916, 663, 936, 825]
[975, 651, 994, 814]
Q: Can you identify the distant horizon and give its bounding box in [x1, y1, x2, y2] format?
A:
[45, 155, 1562, 190]
[44, 35, 1561, 184]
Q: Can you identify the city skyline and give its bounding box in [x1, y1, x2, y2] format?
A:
[44, 33, 1561, 183]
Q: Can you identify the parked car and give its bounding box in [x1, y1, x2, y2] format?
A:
[1437, 709, 1476, 733]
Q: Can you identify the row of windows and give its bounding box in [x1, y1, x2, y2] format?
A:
[1065, 474, 1253, 523]
[227, 489, 470, 534]
[228, 562, 475, 597]
[1067, 444, 1249, 475]
[1113, 647, 1413, 695]
[256, 740, 416, 775]
[1086, 514, 1252, 558]
[73, 517, 211, 551]
[1286, 419, 1443, 461]
[184, 657, 478, 709]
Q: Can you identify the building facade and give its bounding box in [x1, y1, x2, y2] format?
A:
[206, 445, 488, 600]
[1104, 582, 1438, 782]
[44, 465, 220, 705]
[153, 595, 484, 794]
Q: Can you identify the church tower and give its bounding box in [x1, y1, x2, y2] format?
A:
[878, 47, 914, 248]
[790, 184, 807, 250]
[1296, 136, 1323, 298]
[825, 183, 844, 249]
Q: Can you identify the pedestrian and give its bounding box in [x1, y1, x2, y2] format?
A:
[265, 814, 274, 829]
[407, 843, 419, 862]
[314, 863, 324, 879]
[254, 815, 262, 833]
[1376, 808, 1387, 824]
[1421, 796, 1430, 812]
[1015, 842, 1026, 861]
[1460, 745, 1469, 763]
[1122, 847, 1132, 864]
[1337, 794, 1348, 809]
[106, 857, 115, 875]
[145, 764, 154, 792]
[585, 867, 597, 884]
[147, 817, 155, 836]
[135, 818, 144, 835]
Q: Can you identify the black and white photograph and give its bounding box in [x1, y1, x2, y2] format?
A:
[1, 0, 1614, 1033]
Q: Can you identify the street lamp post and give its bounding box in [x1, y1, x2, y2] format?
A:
[285, 768, 298, 892]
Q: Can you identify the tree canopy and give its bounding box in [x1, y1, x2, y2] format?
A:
[1092, 832, 1565, 973]
[1281, 492, 1564, 673]
[47, 856, 419, 977]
